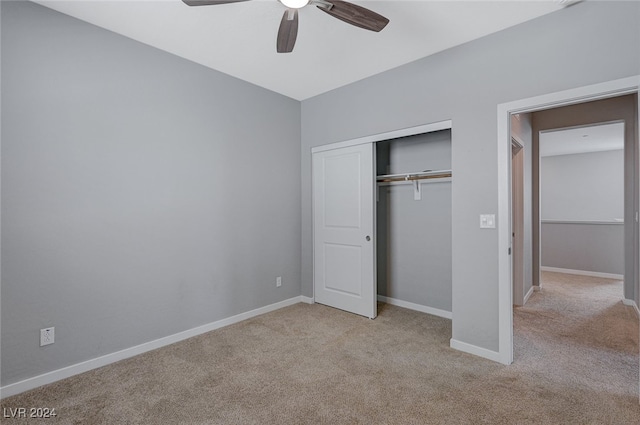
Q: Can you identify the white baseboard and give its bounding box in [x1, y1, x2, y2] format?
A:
[450, 339, 506, 364]
[622, 299, 640, 317]
[0, 296, 307, 399]
[377, 295, 452, 319]
[541, 266, 623, 280]
[523, 286, 534, 304]
[300, 296, 314, 304]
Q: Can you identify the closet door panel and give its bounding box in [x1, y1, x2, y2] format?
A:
[323, 243, 362, 296]
[313, 144, 376, 319]
[323, 153, 362, 228]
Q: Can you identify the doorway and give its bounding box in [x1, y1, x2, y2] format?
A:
[538, 122, 625, 286]
[497, 75, 640, 365]
[311, 120, 453, 319]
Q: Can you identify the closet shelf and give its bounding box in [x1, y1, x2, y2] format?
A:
[376, 169, 452, 183]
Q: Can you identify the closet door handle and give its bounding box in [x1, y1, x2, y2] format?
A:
[366, 235, 371, 241]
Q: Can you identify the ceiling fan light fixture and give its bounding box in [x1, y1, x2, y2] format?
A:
[182, 0, 390, 53]
[279, 0, 309, 9]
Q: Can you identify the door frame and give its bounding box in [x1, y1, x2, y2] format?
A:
[310, 120, 453, 155]
[311, 119, 453, 305]
[496, 75, 640, 365]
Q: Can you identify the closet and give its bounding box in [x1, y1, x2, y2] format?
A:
[312, 122, 452, 319]
[376, 129, 452, 316]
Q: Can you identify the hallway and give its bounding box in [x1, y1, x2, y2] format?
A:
[514, 271, 638, 402]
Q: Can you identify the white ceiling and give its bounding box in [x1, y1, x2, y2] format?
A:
[34, 0, 569, 100]
[540, 122, 625, 157]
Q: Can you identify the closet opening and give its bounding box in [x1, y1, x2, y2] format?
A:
[311, 120, 452, 321]
[375, 129, 453, 319]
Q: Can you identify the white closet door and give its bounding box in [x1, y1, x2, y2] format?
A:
[313, 143, 376, 319]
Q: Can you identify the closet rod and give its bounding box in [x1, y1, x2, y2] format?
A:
[376, 170, 452, 183]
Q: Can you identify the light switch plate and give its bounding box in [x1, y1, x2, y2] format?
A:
[480, 214, 496, 229]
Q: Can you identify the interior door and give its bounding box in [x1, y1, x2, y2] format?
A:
[511, 139, 525, 306]
[313, 143, 376, 319]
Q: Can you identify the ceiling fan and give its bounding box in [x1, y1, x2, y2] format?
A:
[182, 0, 390, 53]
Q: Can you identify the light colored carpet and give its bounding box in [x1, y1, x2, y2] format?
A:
[2, 271, 638, 424]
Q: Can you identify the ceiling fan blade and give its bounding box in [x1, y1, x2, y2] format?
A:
[317, 0, 389, 32]
[182, 0, 251, 6]
[277, 9, 298, 53]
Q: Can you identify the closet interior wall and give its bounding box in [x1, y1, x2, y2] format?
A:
[376, 130, 452, 313]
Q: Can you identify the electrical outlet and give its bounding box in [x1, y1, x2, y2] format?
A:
[40, 327, 55, 346]
[276, 276, 282, 287]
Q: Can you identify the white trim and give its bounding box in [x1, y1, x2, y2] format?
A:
[498, 76, 639, 116]
[497, 75, 640, 367]
[0, 296, 308, 399]
[523, 286, 535, 304]
[377, 295, 452, 319]
[300, 296, 314, 304]
[538, 119, 626, 137]
[311, 119, 452, 154]
[450, 339, 503, 364]
[497, 99, 514, 365]
[541, 266, 623, 280]
[622, 299, 640, 317]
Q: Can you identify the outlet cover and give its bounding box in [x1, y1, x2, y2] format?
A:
[40, 327, 55, 346]
[276, 277, 282, 287]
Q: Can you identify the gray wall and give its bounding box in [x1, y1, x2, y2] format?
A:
[376, 131, 451, 312]
[541, 150, 624, 221]
[511, 113, 533, 299]
[1, 1, 301, 386]
[540, 150, 624, 276]
[532, 95, 637, 301]
[301, 1, 640, 352]
[541, 223, 624, 275]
